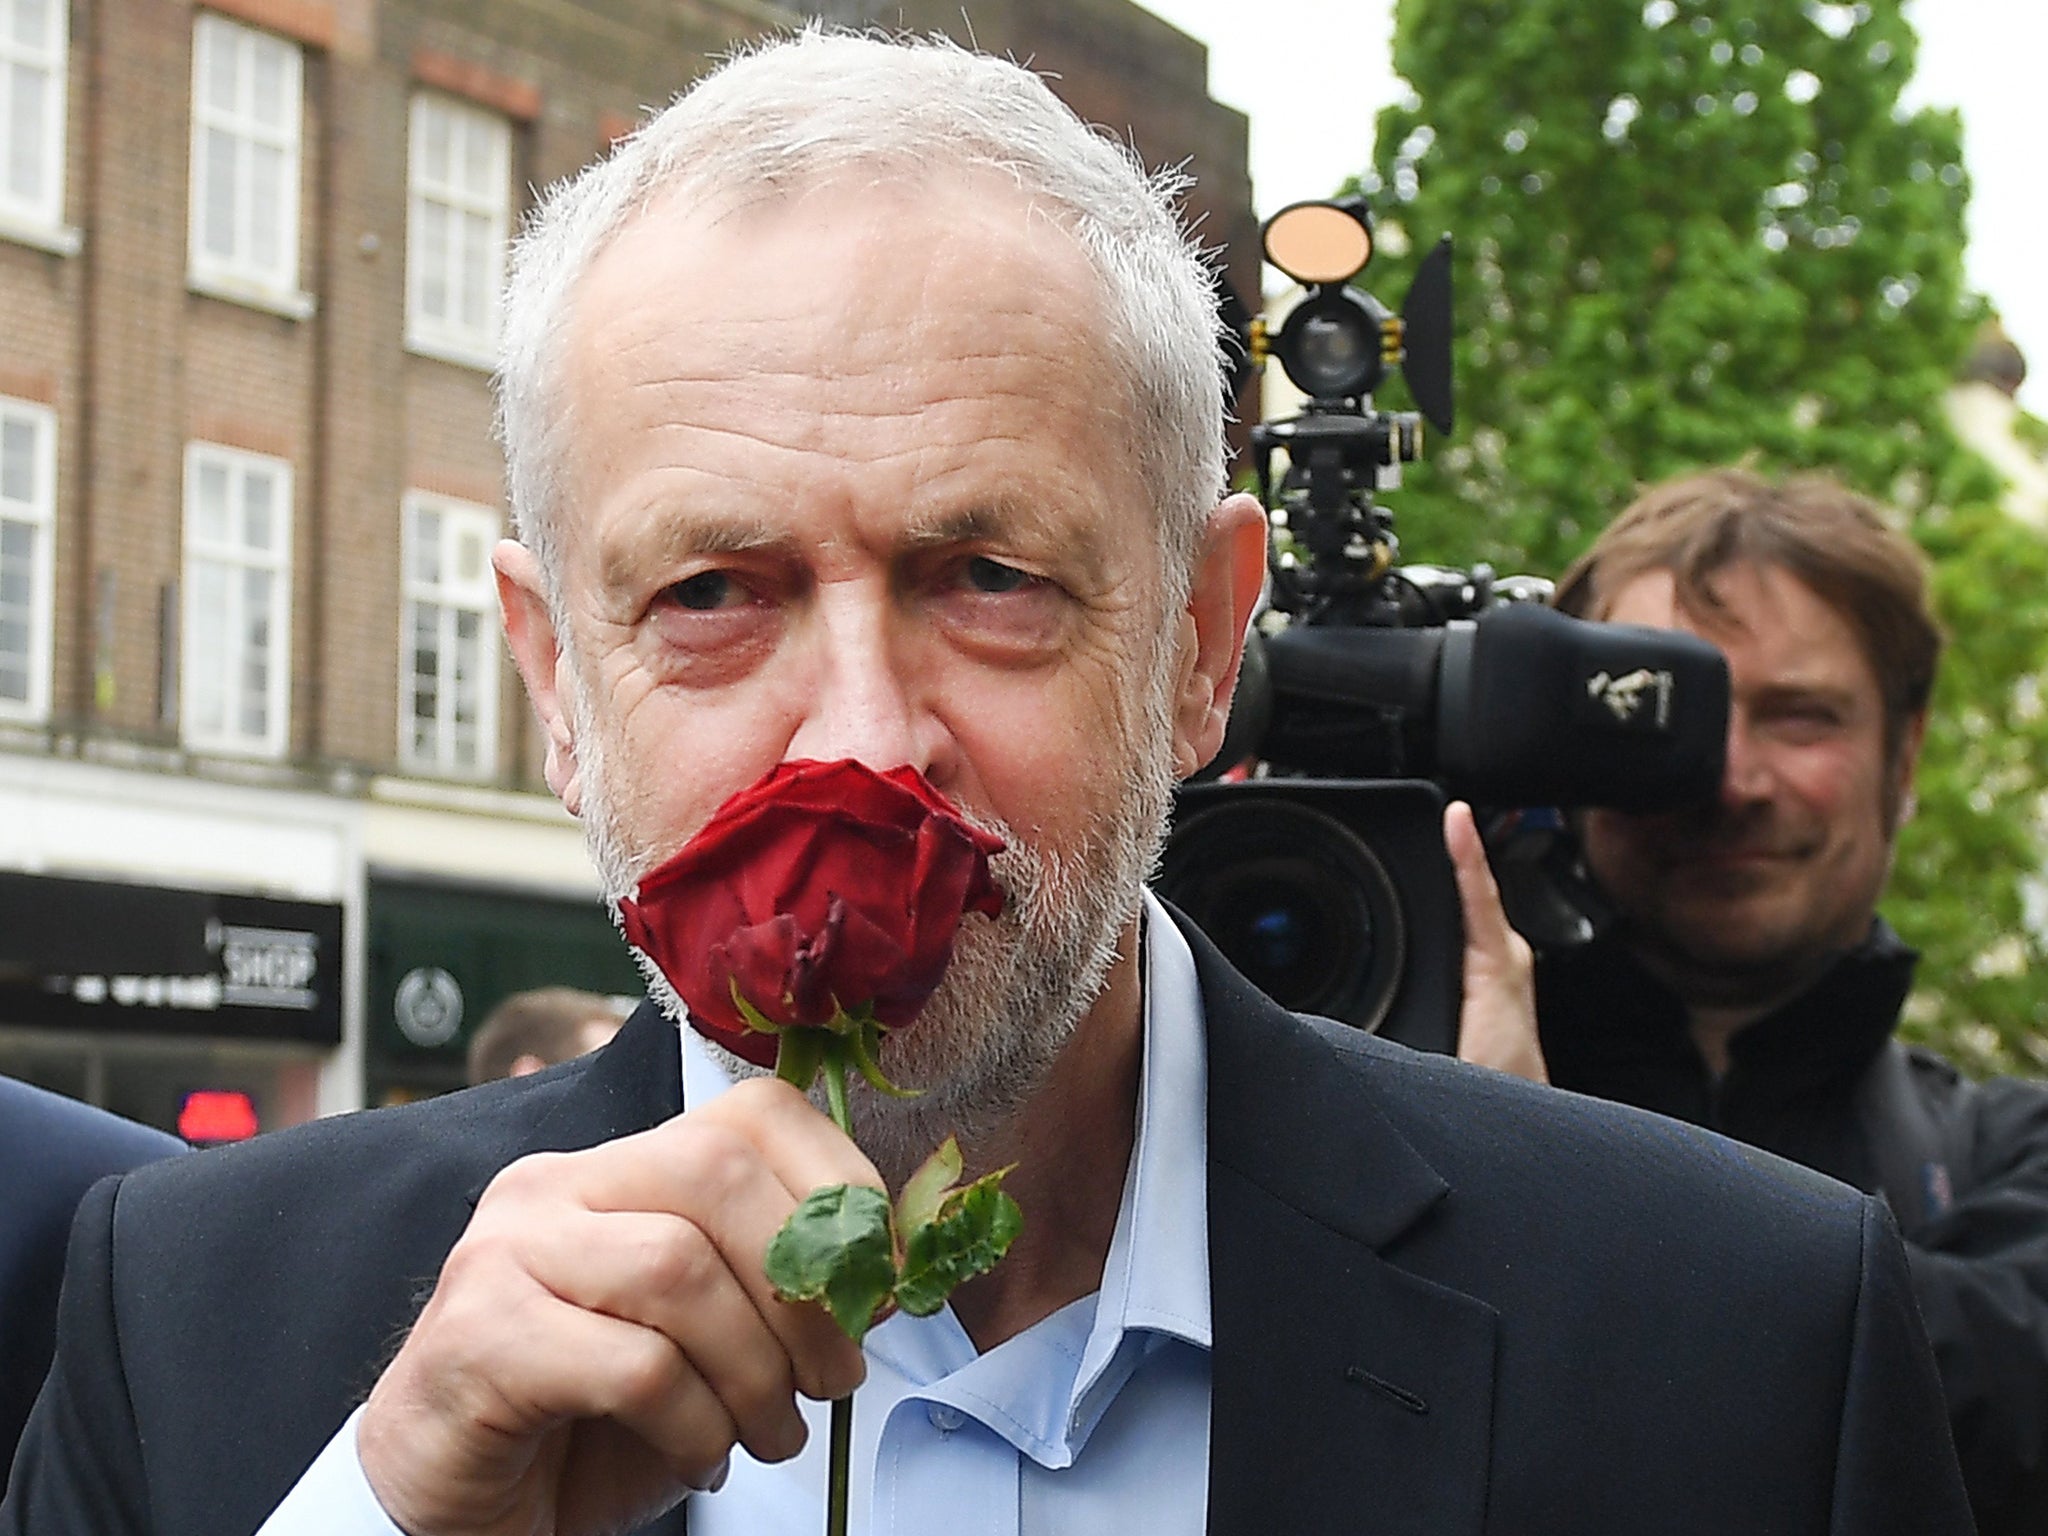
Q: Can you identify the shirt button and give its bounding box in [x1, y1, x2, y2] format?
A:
[927, 1403, 965, 1433]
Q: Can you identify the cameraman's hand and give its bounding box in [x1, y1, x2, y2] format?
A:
[356, 1078, 875, 1536]
[1446, 801, 1547, 1084]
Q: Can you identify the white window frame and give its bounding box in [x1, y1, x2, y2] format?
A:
[405, 92, 511, 370]
[0, 0, 71, 245]
[398, 491, 500, 779]
[0, 397, 56, 723]
[181, 442, 292, 758]
[187, 13, 306, 313]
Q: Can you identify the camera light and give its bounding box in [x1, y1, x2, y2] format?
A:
[1263, 200, 1374, 286]
[1275, 291, 1386, 400]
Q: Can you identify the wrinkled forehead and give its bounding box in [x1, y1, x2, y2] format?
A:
[573, 176, 1112, 408]
[545, 170, 1162, 586]
[593, 164, 1115, 336]
[556, 170, 1136, 478]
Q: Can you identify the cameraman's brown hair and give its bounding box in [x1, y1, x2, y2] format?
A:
[466, 986, 622, 1085]
[1552, 467, 1944, 768]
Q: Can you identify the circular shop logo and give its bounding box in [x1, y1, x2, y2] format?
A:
[394, 966, 464, 1048]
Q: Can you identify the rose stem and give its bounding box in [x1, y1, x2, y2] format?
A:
[824, 1041, 855, 1536]
[827, 1398, 852, 1536]
[823, 1048, 853, 1144]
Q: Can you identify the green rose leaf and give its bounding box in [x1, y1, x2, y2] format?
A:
[765, 1183, 897, 1343]
[895, 1136, 965, 1238]
[893, 1165, 1023, 1319]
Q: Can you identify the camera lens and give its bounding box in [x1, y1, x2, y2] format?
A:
[1156, 799, 1406, 1033]
[1298, 315, 1370, 390]
[1275, 291, 1383, 400]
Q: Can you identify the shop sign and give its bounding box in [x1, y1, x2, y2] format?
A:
[0, 871, 344, 1044]
[393, 966, 464, 1048]
[366, 875, 640, 1086]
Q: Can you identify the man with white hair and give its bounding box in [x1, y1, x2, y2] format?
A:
[4, 31, 1971, 1536]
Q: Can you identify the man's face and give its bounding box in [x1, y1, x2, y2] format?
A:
[574, 1015, 622, 1059]
[1579, 562, 1923, 1001]
[497, 178, 1259, 1172]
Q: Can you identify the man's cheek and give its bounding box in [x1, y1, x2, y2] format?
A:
[1578, 814, 1638, 882]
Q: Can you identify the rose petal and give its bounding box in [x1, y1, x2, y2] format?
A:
[621, 759, 1007, 1060]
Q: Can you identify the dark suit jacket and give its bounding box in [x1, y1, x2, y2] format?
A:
[1, 925, 1972, 1534]
[0, 1079, 185, 1493]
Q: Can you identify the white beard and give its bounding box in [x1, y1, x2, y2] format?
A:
[573, 637, 1179, 1191]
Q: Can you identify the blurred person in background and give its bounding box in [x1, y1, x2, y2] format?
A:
[465, 986, 625, 1085]
[1460, 466, 2048, 1535]
[0, 1077, 185, 1491]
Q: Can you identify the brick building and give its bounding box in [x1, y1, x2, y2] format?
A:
[0, 0, 1252, 1130]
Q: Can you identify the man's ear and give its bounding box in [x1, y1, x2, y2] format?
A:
[494, 539, 584, 817]
[1170, 492, 1268, 779]
[1890, 707, 1930, 831]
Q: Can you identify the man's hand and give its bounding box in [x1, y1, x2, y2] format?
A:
[357, 1078, 878, 1536]
[1446, 802, 1547, 1084]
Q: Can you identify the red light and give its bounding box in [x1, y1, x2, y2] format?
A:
[179, 1090, 260, 1143]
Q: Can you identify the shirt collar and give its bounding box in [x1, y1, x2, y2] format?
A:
[1092, 889, 1210, 1350]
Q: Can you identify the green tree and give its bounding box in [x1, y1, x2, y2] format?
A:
[1894, 501, 2048, 1075]
[1343, 0, 2048, 1072]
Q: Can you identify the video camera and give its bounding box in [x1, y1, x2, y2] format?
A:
[1155, 198, 1730, 1053]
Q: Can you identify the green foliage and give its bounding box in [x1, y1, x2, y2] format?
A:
[1891, 503, 2048, 1076]
[1346, 0, 2048, 1071]
[764, 1138, 1022, 1342]
[894, 1165, 1024, 1318]
[766, 1183, 899, 1342]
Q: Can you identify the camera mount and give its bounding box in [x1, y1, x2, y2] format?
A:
[1155, 197, 1728, 1051]
[1251, 199, 1454, 623]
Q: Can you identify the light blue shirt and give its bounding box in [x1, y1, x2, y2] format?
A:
[258, 892, 1211, 1535]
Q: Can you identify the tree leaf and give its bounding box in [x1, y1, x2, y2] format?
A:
[893, 1168, 1023, 1319]
[765, 1183, 897, 1343]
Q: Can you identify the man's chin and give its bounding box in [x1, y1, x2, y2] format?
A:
[846, 909, 1112, 1188]
[1635, 907, 1833, 996]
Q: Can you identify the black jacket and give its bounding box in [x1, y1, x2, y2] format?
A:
[0, 1079, 185, 1495]
[1539, 920, 2048, 1535]
[5, 922, 1972, 1535]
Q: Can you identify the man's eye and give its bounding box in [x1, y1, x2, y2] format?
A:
[667, 571, 736, 610]
[1778, 703, 1838, 726]
[965, 556, 1032, 594]
[1765, 704, 1842, 739]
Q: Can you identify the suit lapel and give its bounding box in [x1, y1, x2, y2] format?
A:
[535, 996, 686, 1143]
[1193, 919, 1497, 1536]
[462, 998, 685, 1208]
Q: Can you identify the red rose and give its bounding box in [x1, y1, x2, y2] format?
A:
[617, 759, 1006, 1066]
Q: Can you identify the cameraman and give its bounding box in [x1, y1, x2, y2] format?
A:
[1458, 466, 2048, 1534]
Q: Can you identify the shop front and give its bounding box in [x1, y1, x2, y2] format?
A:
[0, 750, 364, 1138]
[0, 870, 344, 1138]
[365, 872, 640, 1102]
[357, 779, 635, 1103]
[0, 755, 624, 1127]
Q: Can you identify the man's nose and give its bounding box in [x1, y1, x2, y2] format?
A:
[784, 590, 947, 778]
[1720, 715, 1772, 807]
